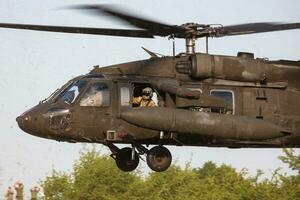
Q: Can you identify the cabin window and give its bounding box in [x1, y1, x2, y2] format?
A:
[188, 88, 203, 93]
[120, 87, 131, 106]
[79, 82, 110, 107]
[132, 83, 158, 107]
[57, 80, 86, 104]
[210, 90, 234, 114]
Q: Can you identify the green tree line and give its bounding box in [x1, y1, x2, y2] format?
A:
[41, 148, 300, 200]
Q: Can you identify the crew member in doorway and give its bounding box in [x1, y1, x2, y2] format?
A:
[133, 87, 156, 107]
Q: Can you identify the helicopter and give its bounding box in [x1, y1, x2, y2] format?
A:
[1, 5, 300, 172]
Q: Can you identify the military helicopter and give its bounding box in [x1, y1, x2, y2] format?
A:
[2, 5, 300, 172]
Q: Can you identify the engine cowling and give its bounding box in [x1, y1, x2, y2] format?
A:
[181, 53, 300, 85]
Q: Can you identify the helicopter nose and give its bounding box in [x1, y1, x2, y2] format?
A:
[16, 115, 32, 132]
[16, 109, 47, 137]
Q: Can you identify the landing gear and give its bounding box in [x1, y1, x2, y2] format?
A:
[146, 146, 172, 172]
[115, 147, 139, 172]
[107, 143, 172, 172]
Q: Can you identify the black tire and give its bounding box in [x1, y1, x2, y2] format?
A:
[115, 147, 139, 172]
[146, 146, 172, 172]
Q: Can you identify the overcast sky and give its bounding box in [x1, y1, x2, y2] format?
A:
[0, 0, 300, 198]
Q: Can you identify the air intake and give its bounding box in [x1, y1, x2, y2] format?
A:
[237, 52, 254, 59]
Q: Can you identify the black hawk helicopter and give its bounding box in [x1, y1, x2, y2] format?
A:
[1, 5, 300, 172]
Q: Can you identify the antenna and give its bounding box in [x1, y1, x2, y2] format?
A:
[206, 36, 208, 54]
[173, 39, 176, 56]
[169, 34, 176, 56]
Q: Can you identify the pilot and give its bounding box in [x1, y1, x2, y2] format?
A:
[80, 84, 109, 107]
[133, 87, 156, 107]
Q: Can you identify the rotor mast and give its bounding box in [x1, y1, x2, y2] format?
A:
[185, 37, 196, 54]
[183, 23, 209, 55]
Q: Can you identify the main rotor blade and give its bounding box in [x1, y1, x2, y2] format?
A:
[214, 22, 300, 37]
[0, 23, 154, 38]
[73, 4, 185, 36]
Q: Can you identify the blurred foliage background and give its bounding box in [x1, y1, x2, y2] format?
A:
[38, 148, 300, 200]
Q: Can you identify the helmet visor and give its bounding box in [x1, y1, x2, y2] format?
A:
[142, 91, 151, 96]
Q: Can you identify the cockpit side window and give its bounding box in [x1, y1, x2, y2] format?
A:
[210, 90, 234, 114]
[79, 82, 110, 107]
[57, 80, 86, 104]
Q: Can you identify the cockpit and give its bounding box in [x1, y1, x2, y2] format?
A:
[16, 74, 112, 140]
[42, 74, 110, 107]
[79, 82, 110, 107]
[57, 79, 86, 104]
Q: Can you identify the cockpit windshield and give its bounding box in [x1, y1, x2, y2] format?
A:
[40, 88, 59, 104]
[57, 80, 86, 104]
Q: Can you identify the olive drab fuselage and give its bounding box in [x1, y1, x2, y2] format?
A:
[16, 52, 300, 148]
[5, 4, 300, 172]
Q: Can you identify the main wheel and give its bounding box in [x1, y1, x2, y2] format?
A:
[115, 147, 139, 172]
[146, 146, 172, 172]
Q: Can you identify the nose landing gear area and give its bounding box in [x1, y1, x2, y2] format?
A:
[109, 144, 172, 172]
